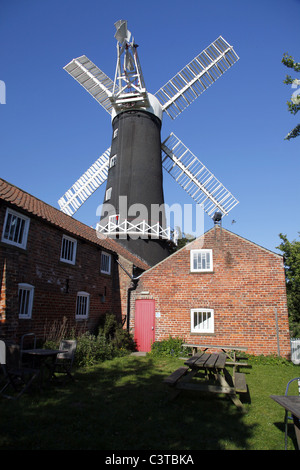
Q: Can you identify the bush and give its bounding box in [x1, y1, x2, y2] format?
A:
[97, 313, 136, 354]
[75, 314, 137, 367]
[150, 336, 184, 357]
[246, 353, 294, 366]
[44, 313, 136, 368]
[75, 332, 114, 367]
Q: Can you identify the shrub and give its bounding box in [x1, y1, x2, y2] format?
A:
[75, 332, 114, 367]
[246, 354, 294, 366]
[150, 336, 184, 357]
[97, 313, 137, 355]
[44, 313, 136, 367]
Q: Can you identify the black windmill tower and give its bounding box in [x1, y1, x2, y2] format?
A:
[59, 20, 239, 266]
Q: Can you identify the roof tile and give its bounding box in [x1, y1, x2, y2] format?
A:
[0, 178, 149, 270]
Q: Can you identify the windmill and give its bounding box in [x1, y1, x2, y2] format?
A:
[59, 20, 239, 266]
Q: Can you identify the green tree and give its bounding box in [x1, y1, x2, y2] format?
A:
[173, 226, 195, 251]
[282, 53, 300, 140]
[277, 233, 300, 337]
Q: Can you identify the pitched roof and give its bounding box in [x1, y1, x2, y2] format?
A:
[138, 225, 283, 277]
[0, 178, 150, 271]
[213, 226, 283, 258]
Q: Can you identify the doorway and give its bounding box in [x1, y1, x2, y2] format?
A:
[134, 299, 155, 352]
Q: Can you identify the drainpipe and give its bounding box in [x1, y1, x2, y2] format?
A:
[274, 307, 280, 356]
[115, 258, 143, 331]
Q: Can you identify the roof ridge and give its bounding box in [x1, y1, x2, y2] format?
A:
[217, 226, 283, 258]
[0, 178, 150, 270]
[137, 224, 282, 277]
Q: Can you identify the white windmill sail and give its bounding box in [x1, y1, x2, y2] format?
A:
[58, 148, 110, 216]
[64, 55, 118, 115]
[59, 22, 239, 225]
[155, 36, 239, 120]
[161, 133, 238, 217]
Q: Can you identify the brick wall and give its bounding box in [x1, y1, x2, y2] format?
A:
[130, 226, 291, 358]
[0, 202, 132, 343]
[0, 197, 291, 358]
[115, 256, 137, 327]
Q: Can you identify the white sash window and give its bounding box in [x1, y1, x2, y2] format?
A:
[191, 308, 214, 333]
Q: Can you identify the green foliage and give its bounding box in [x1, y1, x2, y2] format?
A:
[75, 332, 114, 367]
[282, 53, 300, 72]
[283, 123, 300, 140]
[97, 312, 118, 338]
[112, 326, 137, 352]
[282, 53, 300, 140]
[277, 233, 300, 337]
[172, 228, 195, 252]
[150, 336, 184, 357]
[45, 313, 136, 367]
[97, 312, 136, 353]
[246, 354, 294, 366]
[175, 236, 195, 250]
[75, 315, 136, 367]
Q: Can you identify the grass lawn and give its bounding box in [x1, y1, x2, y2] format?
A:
[0, 354, 299, 451]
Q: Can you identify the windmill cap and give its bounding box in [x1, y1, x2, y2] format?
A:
[111, 93, 163, 122]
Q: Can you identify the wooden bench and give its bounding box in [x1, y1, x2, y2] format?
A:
[234, 372, 247, 393]
[163, 367, 189, 386]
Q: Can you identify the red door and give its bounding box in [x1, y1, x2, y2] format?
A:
[134, 300, 155, 352]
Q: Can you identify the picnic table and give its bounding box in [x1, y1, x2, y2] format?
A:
[270, 395, 300, 449]
[164, 351, 248, 410]
[23, 348, 66, 388]
[182, 343, 247, 360]
[182, 343, 249, 375]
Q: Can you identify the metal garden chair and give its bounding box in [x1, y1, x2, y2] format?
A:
[284, 377, 300, 449]
[0, 340, 40, 399]
[51, 339, 77, 383]
[20, 333, 37, 367]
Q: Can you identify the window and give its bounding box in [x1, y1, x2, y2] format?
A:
[191, 308, 214, 334]
[109, 154, 117, 168]
[105, 187, 112, 201]
[60, 235, 77, 264]
[76, 292, 90, 319]
[190, 249, 213, 272]
[2, 208, 30, 249]
[18, 284, 34, 319]
[113, 128, 118, 138]
[101, 252, 111, 275]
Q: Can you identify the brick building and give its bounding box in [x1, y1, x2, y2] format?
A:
[0, 179, 149, 342]
[130, 225, 291, 358]
[0, 178, 291, 358]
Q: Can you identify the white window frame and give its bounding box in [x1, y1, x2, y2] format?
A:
[60, 234, 77, 265]
[191, 308, 214, 334]
[113, 128, 118, 138]
[105, 187, 112, 201]
[18, 283, 34, 319]
[101, 252, 111, 275]
[1, 208, 30, 249]
[75, 291, 90, 320]
[190, 249, 213, 272]
[109, 154, 117, 168]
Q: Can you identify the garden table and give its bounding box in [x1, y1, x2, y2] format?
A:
[182, 344, 249, 376]
[164, 352, 248, 410]
[270, 395, 300, 449]
[23, 349, 66, 388]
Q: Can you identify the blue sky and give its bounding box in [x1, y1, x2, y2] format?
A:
[1, 0, 299, 254]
